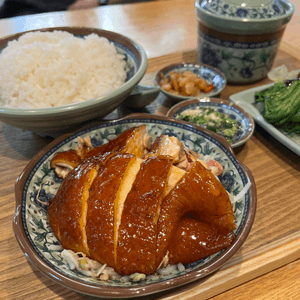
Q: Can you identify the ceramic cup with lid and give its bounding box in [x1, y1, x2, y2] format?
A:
[195, 0, 294, 84]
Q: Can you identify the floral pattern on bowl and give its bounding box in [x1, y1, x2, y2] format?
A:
[197, 31, 278, 83]
[195, 0, 294, 83]
[200, 0, 286, 19]
[167, 98, 255, 148]
[13, 114, 256, 298]
[154, 63, 227, 100]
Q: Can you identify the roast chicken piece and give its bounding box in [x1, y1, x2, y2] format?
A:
[116, 155, 174, 275]
[48, 162, 99, 253]
[48, 125, 236, 276]
[48, 153, 115, 250]
[168, 217, 235, 265]
[86, 153, 141, 268]
[145, 134, 199, 171]
[50, 150, 82, 179]
[155, 160, 235, 268]
[50, 125, 151, 178]
[145, 135, 186, 163]
[84, 125, 151, 161]
[144, 134, 223, 175]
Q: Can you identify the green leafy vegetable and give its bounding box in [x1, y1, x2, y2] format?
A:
[255, 80, 300, 134]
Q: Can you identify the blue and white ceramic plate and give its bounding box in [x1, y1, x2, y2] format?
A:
[13, 113, 256, 298]
[154, 63, 227, 100]
[230, 84, 300, 156]
[167, 98, 255, 148]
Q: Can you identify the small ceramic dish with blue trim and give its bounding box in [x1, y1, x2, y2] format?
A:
[154, 62, 227, 100]
[167, 98, 255, 148]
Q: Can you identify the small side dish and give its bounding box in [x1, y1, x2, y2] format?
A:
[176, 107, 241, 144]
[230, 66, 300, 156]
[159, 70, 214, 97]
[167, 98, 255, 148]
[255, 79, 300, 135]
[154, 63, 226, 100]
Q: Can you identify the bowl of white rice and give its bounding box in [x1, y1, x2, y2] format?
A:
[0, 27, 148, 136]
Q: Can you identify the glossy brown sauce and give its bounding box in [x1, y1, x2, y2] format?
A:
[86, 153, 134, 267]
[57, 162, 98, 253]
[168, 217, 235, 265]
[84, 125, 147, 160]
[50, 149, 82, 169]
[156, 161, 235, 268]
[116, 155, 174, 275]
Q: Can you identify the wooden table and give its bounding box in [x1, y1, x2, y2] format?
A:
[1, 1, 300, 299]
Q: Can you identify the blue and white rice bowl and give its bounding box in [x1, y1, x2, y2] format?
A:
[0, 27, 148, 136]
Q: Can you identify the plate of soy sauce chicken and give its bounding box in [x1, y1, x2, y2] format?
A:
[13, 113, 256, 298]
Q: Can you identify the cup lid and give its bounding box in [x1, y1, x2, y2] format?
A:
[195, 0, 294, 34]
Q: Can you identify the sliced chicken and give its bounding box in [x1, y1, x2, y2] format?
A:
[155, 161, 235, 269]
[145, 135, 185, 164]
[86, 153, 142, 268]
[116, 155, 174, 275]
[48, 126, 235, 276]
[76, 135, 93, 158]
[50, 150, 82, 179]
[50, 125, 152, 178]
[168, 218, 235, 265]
[84, 125, 151, 161]
[49, 162, 99, 254]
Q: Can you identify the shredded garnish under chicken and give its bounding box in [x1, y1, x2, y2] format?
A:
[61, 249, 184, 282]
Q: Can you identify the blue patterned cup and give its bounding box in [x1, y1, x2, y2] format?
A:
[195, 0, 294, 84]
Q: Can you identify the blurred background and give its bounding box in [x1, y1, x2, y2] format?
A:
[0, 0, 154, 19]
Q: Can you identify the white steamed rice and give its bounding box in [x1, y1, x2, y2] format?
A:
[0, 30, 127, 109]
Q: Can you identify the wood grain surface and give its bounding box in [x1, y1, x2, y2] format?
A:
[0, 1, 300, 299]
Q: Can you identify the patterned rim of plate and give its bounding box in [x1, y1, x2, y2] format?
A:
[13, 113, 256, 298]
